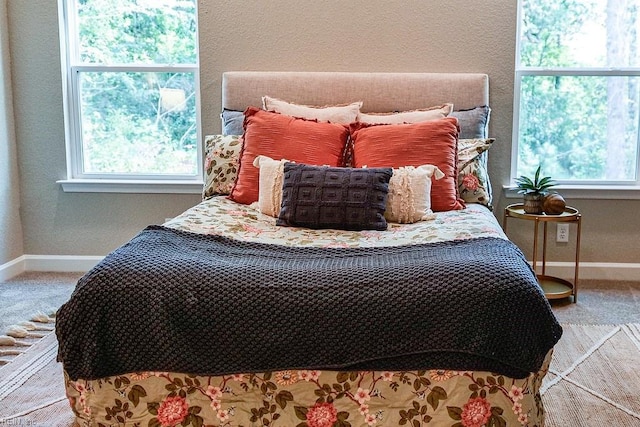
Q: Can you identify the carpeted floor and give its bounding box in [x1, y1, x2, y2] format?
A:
[549, 279, 640, 324]
[0, 272, 81, 334]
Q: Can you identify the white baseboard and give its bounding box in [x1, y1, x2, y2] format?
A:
[0, 256, 26, 282]
[2, 256, 639, 282]
[0, 255, 103, 281]
[535, 262, 640, 282]
[22, 255, 104, 273]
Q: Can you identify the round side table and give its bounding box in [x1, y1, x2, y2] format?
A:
[503, 203, 581, 303]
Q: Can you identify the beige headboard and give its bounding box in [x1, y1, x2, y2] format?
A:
[222, 71, 488, 113]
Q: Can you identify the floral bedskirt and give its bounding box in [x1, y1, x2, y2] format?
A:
[66, 351, 551, 427]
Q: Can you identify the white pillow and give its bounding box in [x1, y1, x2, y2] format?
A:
[253, 155, 288, 217]
[358, 103, 454, 125]
[262, 96, 362, 124]
[385, 165, 445, 224]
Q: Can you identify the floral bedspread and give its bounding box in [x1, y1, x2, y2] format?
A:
[65, 200, 552, 426]
[67, 351, 550, 427]
[164, 197, 506, 247]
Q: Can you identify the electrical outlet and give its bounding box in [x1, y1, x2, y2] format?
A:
[556, 223, 569, 243]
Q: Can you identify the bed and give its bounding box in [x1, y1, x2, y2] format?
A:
[56, 72, 562, 427]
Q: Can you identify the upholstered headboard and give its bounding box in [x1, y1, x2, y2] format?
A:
[222, 71, 488, 113]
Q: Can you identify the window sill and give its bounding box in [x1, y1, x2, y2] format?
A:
[503, 185, 640, 200]
[57, 179, 204, 194]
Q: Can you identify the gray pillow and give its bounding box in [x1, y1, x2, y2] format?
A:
[277, 163, 392, 231]
[221, 109, 244, 135]
[450, 106, 491, 139]
[222, 106, 492, 139]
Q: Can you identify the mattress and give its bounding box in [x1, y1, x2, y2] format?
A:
[59, 198, 558, 427]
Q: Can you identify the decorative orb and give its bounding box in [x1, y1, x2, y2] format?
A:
[543, 194, 566, 215]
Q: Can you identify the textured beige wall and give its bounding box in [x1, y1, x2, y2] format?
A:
[0, 0, 24, 264]
[7, 1, 198, 257]
[5, 0, 639, 263]
[198, 0, 517, 215]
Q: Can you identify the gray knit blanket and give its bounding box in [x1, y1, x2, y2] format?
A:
[56, 225, 562, 381]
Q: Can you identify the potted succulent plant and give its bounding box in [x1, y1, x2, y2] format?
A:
[514, 165, 557, 214]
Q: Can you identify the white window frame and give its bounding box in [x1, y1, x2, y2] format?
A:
[510, 0, 640, 199]
[56, 0, 203, 193]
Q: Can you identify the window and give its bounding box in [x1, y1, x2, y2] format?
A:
[58, 0, 201, 191]
[514, 0, 640, 187]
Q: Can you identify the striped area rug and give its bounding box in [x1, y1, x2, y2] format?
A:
[0, 324, 638, 426]
[0, 331, 72, 426]
[542, 323, 640, 426]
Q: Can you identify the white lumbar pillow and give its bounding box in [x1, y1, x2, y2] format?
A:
[253, 155, 288, 217]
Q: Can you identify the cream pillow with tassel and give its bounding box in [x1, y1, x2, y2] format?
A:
[385, 165, 444, 224]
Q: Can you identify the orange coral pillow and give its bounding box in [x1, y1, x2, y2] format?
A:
[229, 107, 350, 205]
[350, 117, 465, 212]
